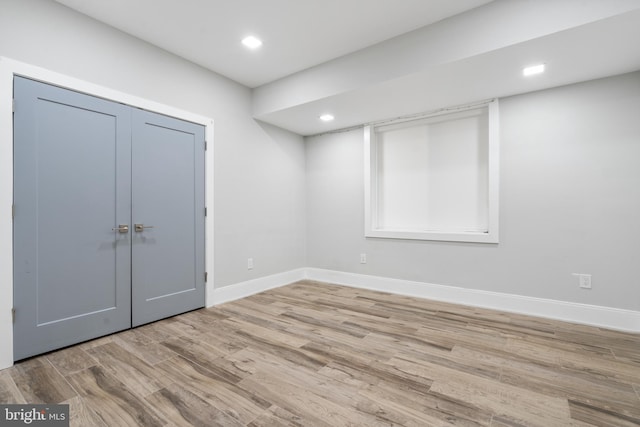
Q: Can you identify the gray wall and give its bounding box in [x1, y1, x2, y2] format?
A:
[0, 0, 307, 288]
[306, 71, 640, 311]
[2, 0, 638, 312]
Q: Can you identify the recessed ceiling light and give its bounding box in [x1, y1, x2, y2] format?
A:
[523, 64, 545, 76]
[319, 114, 335, 122]
[242, 36, 262, 49]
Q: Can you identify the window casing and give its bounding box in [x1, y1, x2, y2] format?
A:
[364, 101, 499, 243]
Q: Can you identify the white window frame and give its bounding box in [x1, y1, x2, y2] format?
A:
[364, 100, 499, 243]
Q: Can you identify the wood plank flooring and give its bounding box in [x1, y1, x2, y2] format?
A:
[1, 280, 639, 426]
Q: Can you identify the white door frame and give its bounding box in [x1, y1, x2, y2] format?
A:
[0, 57, 215, 369]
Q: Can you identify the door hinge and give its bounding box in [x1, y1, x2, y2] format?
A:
[12, 204, 15, 219]
[204, 207, 207, 217]
[12, 308, 15, 323]
[204, 140, 207, 151]
[204, 272, 208, 283]
[12, 99, 15, 113]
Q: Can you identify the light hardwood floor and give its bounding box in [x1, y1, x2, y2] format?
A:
[1, 280, 639, 426]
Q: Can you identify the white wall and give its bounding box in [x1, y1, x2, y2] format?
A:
[306, 71, 640, 312]
[0, 0, 306, 367]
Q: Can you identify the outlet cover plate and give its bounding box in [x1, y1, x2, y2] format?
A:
[573, 273, 591, 289]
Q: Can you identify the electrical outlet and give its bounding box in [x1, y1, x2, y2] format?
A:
[248, 258, 254, 270]
[573, 273, 591, 289]
[579, 274, 591, 289]
[360, 253, 367, 264]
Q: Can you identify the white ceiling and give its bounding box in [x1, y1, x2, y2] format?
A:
[53, 0, 492, 88]
[54, 0, 640, 136]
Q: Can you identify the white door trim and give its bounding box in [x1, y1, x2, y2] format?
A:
[0, 57, 215, 369]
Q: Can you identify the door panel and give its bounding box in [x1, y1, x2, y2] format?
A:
[13, 77, 132, 360]
[13, 78, 206, 360]
[131, 109, 205, 327]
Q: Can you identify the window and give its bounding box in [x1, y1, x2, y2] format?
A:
[364, 101, 499, 243]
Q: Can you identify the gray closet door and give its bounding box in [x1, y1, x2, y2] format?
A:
[13, 77, 206, 360]
[131, 109, 205, 327]
[13, 77, 132, 360]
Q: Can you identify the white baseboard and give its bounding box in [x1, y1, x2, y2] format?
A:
[205, 267, 639, 332]
[305, 268, 640, 333]
[207, 268, 307, 306]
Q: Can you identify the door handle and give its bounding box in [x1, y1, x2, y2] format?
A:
[112, 224, 129, 233]
[134, 223, 155, 232]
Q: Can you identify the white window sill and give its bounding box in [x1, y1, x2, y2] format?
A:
[365, 228, 499, 244]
